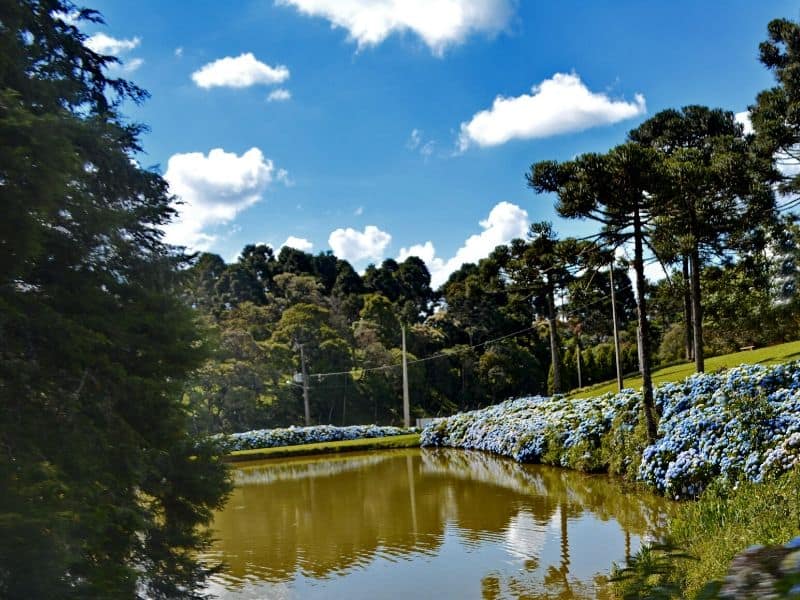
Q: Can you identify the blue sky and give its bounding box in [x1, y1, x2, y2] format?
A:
[82, 0, 797, 286]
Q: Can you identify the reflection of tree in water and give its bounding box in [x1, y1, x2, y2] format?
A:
[207, 448, 671, 597]
[232, 452, 394, 486]
[421, 449, 673, 537]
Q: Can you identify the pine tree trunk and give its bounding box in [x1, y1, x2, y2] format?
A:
[633, 209, 658, 442]
[690, 247, 705, 372]
[547, 288, 562, 394]
[682, 254, 693, 361]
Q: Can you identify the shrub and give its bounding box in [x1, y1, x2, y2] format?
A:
[220, 424, 416, 452]
[422, 361, 800, 499]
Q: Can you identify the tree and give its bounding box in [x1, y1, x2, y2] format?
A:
[0, 3, 230, 597]
[478, 340, 543, 403]
[267, 303, 352, 424]
[396, 256, 435, 323]
[215, 262, 266, 307]
[276, 245, 314, 276]
[751, 17, 800, 204]
[239, 243, 277, 291]
[630, 106, 775, 371]
[312, 251, 339, 294]
[183, 252, 227, 311]
[529, 143, 662, 441]
[568, 265, 636, 344]
[439, 258, 523, 346]
[357, 293, 401, 347]
[363, 259, 401, 302]
[503, 223, 577, 394]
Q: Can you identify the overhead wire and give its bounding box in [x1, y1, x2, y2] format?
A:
[301, 273, 646, 382]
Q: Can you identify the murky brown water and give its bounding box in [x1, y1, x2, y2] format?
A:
[203, 448, 672, 599]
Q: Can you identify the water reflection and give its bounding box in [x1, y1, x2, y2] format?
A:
[204, 449, 672, 599]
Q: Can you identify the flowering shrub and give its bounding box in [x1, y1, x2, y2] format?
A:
[422, 361, 800, 499]
[220, 424, 416, 452]
[421, 388, 644, 472]
[640, 362, 800, 498]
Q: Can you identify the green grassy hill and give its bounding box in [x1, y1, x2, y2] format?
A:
[568, 339, 800, 399]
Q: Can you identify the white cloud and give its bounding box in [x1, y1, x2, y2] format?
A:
[407, 128, 436, 158]
[282, 236, 314, 251]
[108, 57, 144, 74]
[175, 46, 184, 57]
[276, 0, 514, 55]
[267, 88, 292, 102]
[354, 206, 364, 216]
[163, 147, 280, 250]
[407, 128, 422, 149]
[735, 111, 754, 135]
[398, 240, 445, 270]
[52, 10, 81, 26]
[276, 168, 293, 186]
[458, 72, 646, 150]
[328, 225, 392, 263]
[399, 201, 529, 287]
[85, 33, 140, 55]
[191, 53, 290, 89]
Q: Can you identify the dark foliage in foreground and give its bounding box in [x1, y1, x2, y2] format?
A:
[0, 2, 230, 597]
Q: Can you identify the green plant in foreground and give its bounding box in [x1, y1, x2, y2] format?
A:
[612, 468, 800, 599]
[610, 542, 697, 599]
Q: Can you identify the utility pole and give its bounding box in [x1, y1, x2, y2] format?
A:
[298, 343, 311, 426]
[401, 324, 410, 428]
[610, 265, 624, 392]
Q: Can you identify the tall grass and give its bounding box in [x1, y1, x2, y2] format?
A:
[611, 467, 800, 598]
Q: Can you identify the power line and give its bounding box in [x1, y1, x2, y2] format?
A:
[304, 277, 640, 382]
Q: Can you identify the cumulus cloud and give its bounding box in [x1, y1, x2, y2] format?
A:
[735, 111, 754, 136]
[85, 33, 140, 55]
[52, 10, 81, 26]
[276, 0, 514, 55]
[191, 53, 290, 89]
[328, 225, 392, 263]
[399, 201, 529, 288]
[267, 88, 292, 102]
[108, 57, 144, 74]
[282, 236, 314, 251]
[163, 147, 280, 250]
[398, 240, 445, 270]
[458, 72, 646, 150]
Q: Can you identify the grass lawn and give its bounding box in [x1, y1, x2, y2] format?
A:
[225, 433, 421, 462]
[568, 339, 800, 399]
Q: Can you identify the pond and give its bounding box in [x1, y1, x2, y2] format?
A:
[203, 448, 672, 599]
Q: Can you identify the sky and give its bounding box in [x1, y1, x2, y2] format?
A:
[80, 0, 798, 287]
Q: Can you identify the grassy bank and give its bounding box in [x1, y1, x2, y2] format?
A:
[612, 468, 800, 598]
[225, 433, 421, 462]
[569, 339, 800, 399]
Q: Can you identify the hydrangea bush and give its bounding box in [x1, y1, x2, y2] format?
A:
[421, 361, 800, 499]
[640, 362, 800, 498]
[220, 424, 415, 452]
[421, 388, 644, 472]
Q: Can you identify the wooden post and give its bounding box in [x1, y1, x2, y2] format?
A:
[299, 343, 311, 426]
[402, 324, 410, 428]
